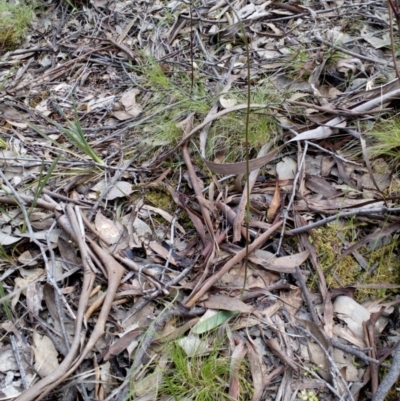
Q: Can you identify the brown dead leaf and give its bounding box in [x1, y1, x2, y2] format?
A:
[249, 249, 310, 274]
[119, 88, 142, 118]
[148, 241, 177, 266]
[12, 269, 45, 311]
[247, 343, 264, 401]
[103, 329, 141, 361]
[267, 179, 280, 222]
[201, 294, 253, 314]
[204, 145, 285, 175]
[95, 211, 124, 245]
[26, 283, 44, 316]
[229, 340, 247, 400]
[18, 250, 39, 266]
[32, 332, 59, 377]
[305, 176, 340, 198]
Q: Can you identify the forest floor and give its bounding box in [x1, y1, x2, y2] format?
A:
[0, 0, 400, 400]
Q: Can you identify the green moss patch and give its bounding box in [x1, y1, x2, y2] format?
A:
[310, 222, 400, 301]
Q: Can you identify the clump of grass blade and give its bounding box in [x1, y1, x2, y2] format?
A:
[29, 113, 104, 165]
[367, 117, 400, 168]
[0, 0, 36, 52]
[156, 333, 251, 401]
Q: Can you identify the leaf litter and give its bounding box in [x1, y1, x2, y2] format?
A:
[0, 0, 400, 400]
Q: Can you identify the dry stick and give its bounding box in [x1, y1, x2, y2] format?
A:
[314, 36, 393, 66]
[0, 172, 72, 325]
[65, 234, 124, 369]
[16, 207, 95, 401]
[21, 207, 125, 401]
[295, 267, 380, 365]
[182, 138, 217, 303]
[330, 339, 379, 365]
[366, 309, 384, 396]
[0, 195, 60, 212]
[216, 201, 248, 240]
[121, 258, 197, 325]
[265, 338, 298, 372]
[232, 144, 272, 243]
[182, 139, 215, 247]
[296, 325, 355, 401]
[10, 334, 29, 390]
[46, 220, 72, 350]
[289, 85, 400, 147]
[42, 188, 88, 205]
[372, 342, 400, 401]
[388, 0, 400, 81]
[276, 141, 308, 255]
[295, 266, 320, 326]
[295, 212, 334, 342]
[18, 303, 68, 357]
[14, 46, 113, 91]
[185, 220, 283, 308]
[194, 29, 221, 81]
[263, 365, 285, 388]
[285, 207, 400, 235]
[287, 100, 391, 117]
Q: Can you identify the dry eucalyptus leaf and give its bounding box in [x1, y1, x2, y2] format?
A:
[95, 211, 124, 244]
[32, 332, 59, 377]
[29, 212, 55, 230]
[267, 179, 280, 222]
[120, 88, 142, 117]
[201, 294, 253, 313]
[276, 156, 296, 180]
[12, 270, 45, 310]
[0, 230, 21, 246]
[219, 96, 237, 108]
[148, 241, 177, 265]
[0, 348, 18, 372]
[87, 95, 115, 112]
[334, 296, 387, 340]
[26, 282, 44, 315]
[106, 181, 133, 200]
[176, 335, 208, 357]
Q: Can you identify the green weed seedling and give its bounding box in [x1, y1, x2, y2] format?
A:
[28, 112, 104, 165]
[0, 279, 12, 321]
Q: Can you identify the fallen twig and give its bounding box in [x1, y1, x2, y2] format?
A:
[372, 342, 400, 401]
[16, 206, 95, 401]
[185, 220, 283, 307]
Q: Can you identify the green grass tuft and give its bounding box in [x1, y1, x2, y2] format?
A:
[366, 116, 400, 168]
[0, 0, 36, 53]
[159, 337, 250, 401]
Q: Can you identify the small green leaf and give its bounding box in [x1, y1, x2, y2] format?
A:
[192, 310, 235, 334]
